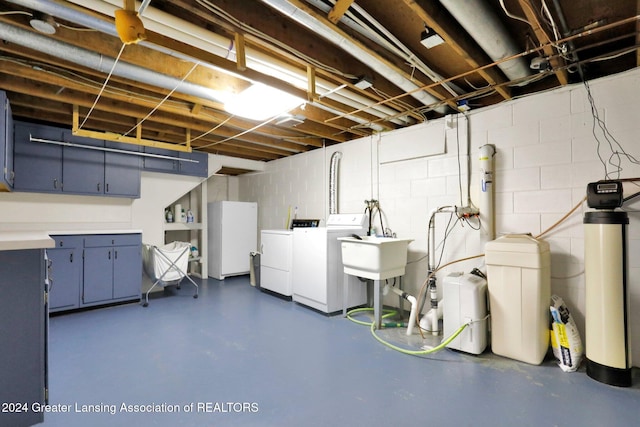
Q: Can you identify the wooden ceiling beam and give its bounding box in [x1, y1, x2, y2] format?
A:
[10, 97, 310, 155]
[1, 77, 314, 152]
[401, 0, 513, 100]
[515, 0, 569, 85]
[11, 103, 287, 160]
[0, 56, 328, 146]
[328, 0, 355, 24]
[166, 0, 445, 116]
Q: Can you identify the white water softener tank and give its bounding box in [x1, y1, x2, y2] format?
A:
[443, 272, 488, 355]
[584, 210, 631, 387]
[485, 234, 551, 364]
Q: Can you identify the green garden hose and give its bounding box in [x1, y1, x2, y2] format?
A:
[347, 307, 469, 356]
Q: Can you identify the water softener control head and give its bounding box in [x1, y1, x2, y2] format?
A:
[586, 180, 623, 209]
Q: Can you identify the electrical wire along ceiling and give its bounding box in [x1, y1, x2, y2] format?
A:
[0, 0, 638, 171]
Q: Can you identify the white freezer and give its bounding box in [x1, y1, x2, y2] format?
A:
[207, 201, 257, 280]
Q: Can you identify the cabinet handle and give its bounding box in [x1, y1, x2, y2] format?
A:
[115, 250, 118, 259]
[106, 183, 109, 193]
[70, 253, 73, 263]
[108, 250, 111, 260]
[97, 183, 100, 192]
[53, 178, 58, 189]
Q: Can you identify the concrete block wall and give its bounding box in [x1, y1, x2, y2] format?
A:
[238, 67, 640, 366]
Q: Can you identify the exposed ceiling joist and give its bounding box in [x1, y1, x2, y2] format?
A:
[328, 0, 355, 24]
[0, 0, 636, 170]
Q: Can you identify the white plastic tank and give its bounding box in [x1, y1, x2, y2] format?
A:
[443, 272, 488, 355]
[485, 234, 551, 364]
[584, 210, 631, 386]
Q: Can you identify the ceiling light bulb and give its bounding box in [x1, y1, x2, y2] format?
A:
[224, 83, 306, 121]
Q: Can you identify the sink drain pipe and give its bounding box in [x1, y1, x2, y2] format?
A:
[388, 286, 418, 336]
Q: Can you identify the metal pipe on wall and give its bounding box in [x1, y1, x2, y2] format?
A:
[329, 151, 342, 214]
[478, 144, 496, 243]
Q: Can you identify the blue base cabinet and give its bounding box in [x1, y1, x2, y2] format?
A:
[47, 235, 83, 312]
[49, 234, 142, 313]
[0, 249, 47, 427]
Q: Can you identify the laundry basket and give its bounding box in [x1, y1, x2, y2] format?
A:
[142, 241, 198, 307]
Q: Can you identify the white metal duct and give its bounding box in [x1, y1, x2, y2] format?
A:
[258, 0, 449, 113]
[0, 21, 227, 104]
[7, 0, 411, 127]
[438, 0, 531, 83]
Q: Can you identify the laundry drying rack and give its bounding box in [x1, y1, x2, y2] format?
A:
[142, 241, 198, 307]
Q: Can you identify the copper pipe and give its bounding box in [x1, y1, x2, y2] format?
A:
[325, 15, 640, 123]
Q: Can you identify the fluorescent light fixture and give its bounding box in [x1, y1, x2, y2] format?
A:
[224, 83, 306, 121]
[30, 12, 57, 35]
[275, 114, 305, 127]
[354, 76, 373, 89]
[420, 27, 445, 49]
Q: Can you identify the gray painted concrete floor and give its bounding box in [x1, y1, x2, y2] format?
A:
[41, 276, 640, 427]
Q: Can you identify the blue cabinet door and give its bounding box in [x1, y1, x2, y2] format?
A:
[143, 147, 178, 173]
[83, 247, 114, 304]
[179, 150, 208, 177]
[0, 249, 46, 427]
[48, 247, 82, 311]
[105, 141, 141, 198]
[113, 244, 142, 299]
[13, 121, 63, 192]
[48, 235, 83, 312]
[62, 130, 105, 195]
[0, 91, 14, 190]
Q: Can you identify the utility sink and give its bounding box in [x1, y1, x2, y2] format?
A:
[338, 236, 414, 280]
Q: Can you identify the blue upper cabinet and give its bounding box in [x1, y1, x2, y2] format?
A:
[142, 146, 179, 173]
[12, 119, 202, 198]
[179, 150, 208, 177]
[13, 121, 141, 198]
[61, 131, 141, 198]
[62, 130, 105, 195]
[0, 91, 14, 191]
[104, 141, 141, 197]
[143, 146, 208, 177]
[13, 121, 64, 193]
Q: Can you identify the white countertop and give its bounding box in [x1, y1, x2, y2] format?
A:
[48, 229, 143, 236]
[0, 231, 55, 251]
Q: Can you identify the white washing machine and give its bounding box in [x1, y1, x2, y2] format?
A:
[292, 214, 367, 313]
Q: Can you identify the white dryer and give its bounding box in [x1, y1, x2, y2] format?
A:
[292, 214, 367, 313]
[260, 229, 293, 297]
